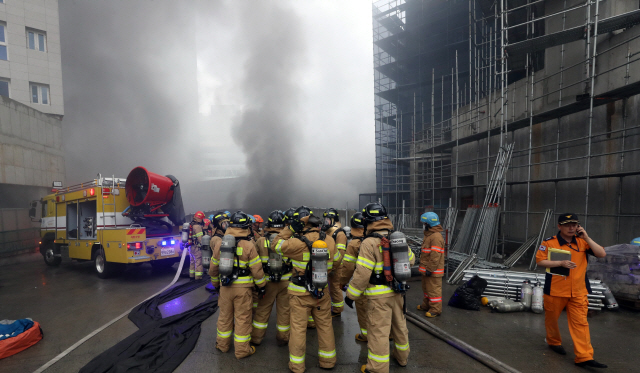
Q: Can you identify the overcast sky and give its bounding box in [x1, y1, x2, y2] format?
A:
[59, 0, 375, 213]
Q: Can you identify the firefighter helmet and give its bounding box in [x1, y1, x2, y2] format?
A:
[283, 208, 296, 223]
[253, 215, 264, 223]
[203, 219, 211, 227]
[420, 212, 440, 227]
[267, 210, 285, 228]
[350, 212, 365, 228]
[362, 203, 388, 223]
[194, 211, 205, 221]
[229, 211, 252, 229]
[323, 208, 339, 219]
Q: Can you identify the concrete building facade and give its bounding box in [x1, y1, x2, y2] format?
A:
[368, 0, 640, 254]
[0, 0, 63, 255]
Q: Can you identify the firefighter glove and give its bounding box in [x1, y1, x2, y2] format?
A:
[258, 286, 267, 299]
[423, 270, 432, 276]
[345, 297, 354, 309]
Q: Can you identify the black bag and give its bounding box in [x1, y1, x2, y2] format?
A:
[448, 275, 488, 311]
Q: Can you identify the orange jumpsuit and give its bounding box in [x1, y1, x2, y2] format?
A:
[419, 225, 445, 315]
[536, 233, 595, 364]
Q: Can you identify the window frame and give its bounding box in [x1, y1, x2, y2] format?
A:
[0, 22, 7, 61]
[29, 82, 50, 105]
[26, 28, 47, 52]
[0, 77, 9, 98]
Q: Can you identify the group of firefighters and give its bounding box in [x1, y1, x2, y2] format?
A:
[184, 206, 610, 371]
[184, 203, 445, 373]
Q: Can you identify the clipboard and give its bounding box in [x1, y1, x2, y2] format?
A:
[546, 248, 571, 276]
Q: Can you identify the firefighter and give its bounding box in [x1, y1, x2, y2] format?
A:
[210, 211, 267, 359]
[272, 206, 337, 372]
[345, 203, 415, 373]
[322, 208, 348, 317]
[203, 218, 213, 236]
[253, 215, 264, 238]
[188, 211, 206, 281]
[282, 207, 316, 329]
[208, 211, 230, 288]
[416, 212, 445, 317]
[536, 213, 607, 369]
[251, 210, 291, 346]
[340, 212, 368, 342]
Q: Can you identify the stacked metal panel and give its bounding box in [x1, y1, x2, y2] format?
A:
[462, 269, 606, 311]
[476, 204, 501, 261]
[452, 206, 479, 254]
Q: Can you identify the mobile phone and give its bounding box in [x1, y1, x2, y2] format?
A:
[576, 225, 583, 237]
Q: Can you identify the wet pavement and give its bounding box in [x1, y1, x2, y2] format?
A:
[1, 254, 639, 372]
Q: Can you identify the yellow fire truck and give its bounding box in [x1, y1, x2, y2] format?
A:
[31, 167, 186, 278]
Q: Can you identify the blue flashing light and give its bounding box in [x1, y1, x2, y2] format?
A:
[162, 240, 167, 246]
[171, 240, 175, 245]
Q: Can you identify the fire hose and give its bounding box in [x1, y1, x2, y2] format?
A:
[405, 311, 521, 373]
[32, 247, 189, 373]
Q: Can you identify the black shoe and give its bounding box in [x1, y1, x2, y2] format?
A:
[189, 277, 195, 282]
[548, 344, 566, 355]
[576, 360, 607, 368]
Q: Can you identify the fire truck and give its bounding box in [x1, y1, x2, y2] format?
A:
[30, 167, 187, 278]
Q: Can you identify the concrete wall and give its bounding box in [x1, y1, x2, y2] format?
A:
[0, 208, 39, 256]
[0, 0, 63, 116]
[0, 95, 64, 186]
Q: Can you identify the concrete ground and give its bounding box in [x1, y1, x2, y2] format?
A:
[1, 254, 638, 372]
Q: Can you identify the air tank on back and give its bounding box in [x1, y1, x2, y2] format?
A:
[311, 240, 329, 291]
[201, 235, 212, 269]
[219, 234, 236, 278]
[267, 233, 283, 275]
[181, 222, 190, 244]
[389, 231, 412, 283]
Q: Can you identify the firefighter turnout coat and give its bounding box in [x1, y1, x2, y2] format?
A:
[272, 218, 337, 373]
[340, 227, 369, 340]
[250, 226, 291, 345]
[419, 225, 445, 315]
[346, 219, 415, 373]
[326, 223, 348, 313]
[209, 227, 266, 359]
[189, 222, 204, 279]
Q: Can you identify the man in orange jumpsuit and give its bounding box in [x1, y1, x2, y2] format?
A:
[536, 213, 607, 369]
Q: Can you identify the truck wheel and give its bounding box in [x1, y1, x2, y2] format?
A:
[93, 248, 113, 279]
[43, 242, 61, 267]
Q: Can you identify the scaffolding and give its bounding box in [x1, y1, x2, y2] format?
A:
[371, 0, 640, 255]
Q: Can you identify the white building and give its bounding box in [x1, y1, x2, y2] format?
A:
[0, 0, 64, 256]
[0, 0, 63, 115]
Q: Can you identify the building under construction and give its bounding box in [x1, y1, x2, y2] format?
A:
[365, 0, 640, 253]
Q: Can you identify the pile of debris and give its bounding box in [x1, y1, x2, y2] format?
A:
[587, 244, 640, 307]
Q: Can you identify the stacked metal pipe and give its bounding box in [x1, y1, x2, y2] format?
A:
[462, 269, 606, 311]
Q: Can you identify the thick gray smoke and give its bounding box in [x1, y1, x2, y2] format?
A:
[59, 1, 198, 183]
[228, 2, 306, 213]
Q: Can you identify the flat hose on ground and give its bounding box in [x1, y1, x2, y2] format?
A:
[405, 311, 521, 373]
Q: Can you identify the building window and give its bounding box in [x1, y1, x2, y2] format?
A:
[26, 29, 46, 52]
[0, 22, 7, 60]
[30, 83, 49, 105]
[0, 78, 9, 97]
